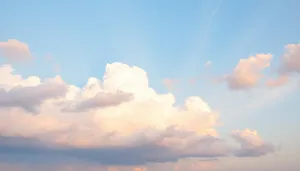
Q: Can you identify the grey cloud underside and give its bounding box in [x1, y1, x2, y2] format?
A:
[233, 143, 276, 157]
[279, 45, 300, 74]
[0, 133, 275, 166]
[62, 91, 133, 112]
[0, 135, 229, 165]
[0, 82, 67, 113]
[231, 133, 276, 157]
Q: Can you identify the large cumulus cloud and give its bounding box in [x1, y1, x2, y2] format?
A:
[0, 62, 275, 165]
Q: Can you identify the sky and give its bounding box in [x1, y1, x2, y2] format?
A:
[0, 0, 300, 170]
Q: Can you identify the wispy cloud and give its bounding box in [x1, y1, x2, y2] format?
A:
[204, 61, 212, 67]
[207, 0, 224, 28]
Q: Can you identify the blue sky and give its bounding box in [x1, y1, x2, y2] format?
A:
[1, 0, 299, 84]
[0, 0, 300, 171]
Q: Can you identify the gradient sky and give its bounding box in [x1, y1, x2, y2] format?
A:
[0, 0, 300, 171]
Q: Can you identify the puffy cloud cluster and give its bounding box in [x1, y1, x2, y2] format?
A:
[0, 39, 32, 61]
[222, 44, 300, 89]
[265, 44, 300, 88]
[0, 62, 275, 165]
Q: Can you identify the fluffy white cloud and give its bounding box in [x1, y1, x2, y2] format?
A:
[0, 39, 32, 61]
[225, 54, 272, 90]
[0, 62, 274, 166]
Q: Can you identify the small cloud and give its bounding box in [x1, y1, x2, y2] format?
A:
[0, 39, 32, 61]
[204, 61, 212, 67]
[189, 78, 198, 85]
[162, 78, 179, 91]
[225, 54, 272, 90]
[189, 75, 203, 85]
[231, 129, 276, 157]
[45, 54, 53, 61]
[54, 64, 61, 73]
[44, 55, 61, 73]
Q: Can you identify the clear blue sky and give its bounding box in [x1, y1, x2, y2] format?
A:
[1, 0, 299, 84]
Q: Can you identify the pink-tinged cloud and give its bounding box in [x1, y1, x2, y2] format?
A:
[162, 78, 179, 90]
[133, 167, 146, 171]
[0, 63, 275, 166]
[54, 64, 61, 73]
[225, 54, 272, 90]
[175, 159, 217, 171]
[0, 39, 32, 61]
[263, 44, 300, 88]
[265, 75, 289, 88]
[189, 77, 199, 85]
